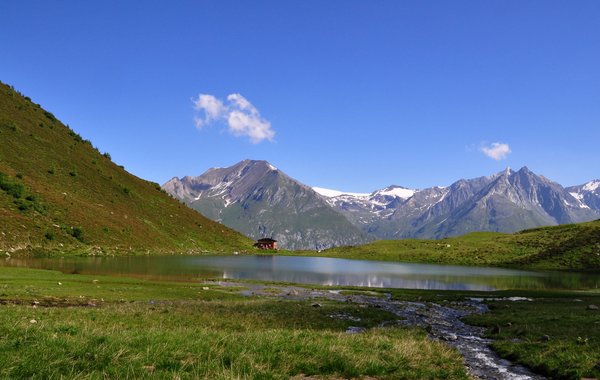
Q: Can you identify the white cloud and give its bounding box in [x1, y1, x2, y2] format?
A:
[227, 93, 255, 113]
[193, 94, 224, 128]
[192, 93, 275, 143]
[480, 142, 512, 160]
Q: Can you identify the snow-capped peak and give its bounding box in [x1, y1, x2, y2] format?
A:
[312, 187, 370, 198]
[582, 180, 600, 192]
[373, 186, 416, 200]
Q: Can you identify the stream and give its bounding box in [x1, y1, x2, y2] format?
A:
[219, 281, 545, 380]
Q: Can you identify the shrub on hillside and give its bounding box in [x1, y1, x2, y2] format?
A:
[43, 110, 56, 121]
[68, 130, 83, 143]
[0, 173, 25, 199]
[69, 227, 84, 242]
[0, 121, 17, 132]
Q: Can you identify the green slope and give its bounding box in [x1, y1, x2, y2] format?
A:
[0, 81, 252, 255]
[319, 220, 600, 270]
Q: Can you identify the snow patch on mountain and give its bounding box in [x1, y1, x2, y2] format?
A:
[312, 187, 371, 198]
[569, 192, 590, 209]
[583, 180, 600, 192]
[373, 187, 416, 199]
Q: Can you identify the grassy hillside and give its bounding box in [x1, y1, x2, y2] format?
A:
[0, 81, 252, 255]
[317, 220, 600, 270]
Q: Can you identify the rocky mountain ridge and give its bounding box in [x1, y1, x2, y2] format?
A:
[163, 160, 371, 250]
[164, 160, 600, 248]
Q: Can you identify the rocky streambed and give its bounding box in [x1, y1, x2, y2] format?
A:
[213, 281, 545, 380]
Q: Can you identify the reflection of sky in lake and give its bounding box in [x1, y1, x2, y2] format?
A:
[2, 255, 598, 291]
[195, 256, 539, 290]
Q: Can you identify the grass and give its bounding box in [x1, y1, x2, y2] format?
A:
[464, 295, 600, 380]
[2, 266, 600, 379]
[381, 287, 600, 379]
[306, 220, 600, 270]
[0, 81, 253, 255]
[0, 267, 468, 379]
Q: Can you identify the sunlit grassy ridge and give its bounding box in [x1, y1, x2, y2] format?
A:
[317, 220, 600, 270]
[0, 81, 252, 255]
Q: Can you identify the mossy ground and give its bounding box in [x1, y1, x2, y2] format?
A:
[2, 266, 600, 379]
[464, 294, 600, 379]
[0, 267, 467, 379]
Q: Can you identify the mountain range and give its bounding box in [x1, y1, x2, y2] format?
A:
[164, 160, 600, 249]
[2, 80, 597, 256]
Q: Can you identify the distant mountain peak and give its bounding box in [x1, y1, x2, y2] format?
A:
[372, 185, 416, 199]
[232, 159, 279, 173]
[163, 160, 370, 250]
[312, 187, 371, 198]
[164, 159, 600, 247]
[583, 180, 600, 192]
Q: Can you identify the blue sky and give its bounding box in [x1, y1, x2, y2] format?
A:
[1, 1, 599, 191]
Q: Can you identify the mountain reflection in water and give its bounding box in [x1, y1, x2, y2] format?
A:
[2, 255, 598, 291]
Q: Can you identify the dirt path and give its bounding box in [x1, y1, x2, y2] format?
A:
[213, 281, 545, 380]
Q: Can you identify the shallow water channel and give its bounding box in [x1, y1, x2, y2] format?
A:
[2, 254, 598, 291]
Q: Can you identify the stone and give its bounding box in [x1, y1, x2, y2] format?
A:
[445, 334, 458, 341]
[29, 319, 37, 324]
[345, 326, 366, 334]
[586, 304, 598, 310]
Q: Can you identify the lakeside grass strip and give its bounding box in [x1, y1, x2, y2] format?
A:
[296, 220, 600, 271]
[0, 267, 467, 379]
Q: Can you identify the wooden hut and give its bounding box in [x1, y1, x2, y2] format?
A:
[254, 238, 278, 250]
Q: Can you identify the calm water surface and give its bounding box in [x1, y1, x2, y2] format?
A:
[1, 255, 598, 291]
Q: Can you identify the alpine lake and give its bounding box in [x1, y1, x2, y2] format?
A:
[1, 254, 598, 291]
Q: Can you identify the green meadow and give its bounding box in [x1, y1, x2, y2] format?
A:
[1, 266, 599, 379]
[0, 267, 466, 379]
[312, 220, 600, 271]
